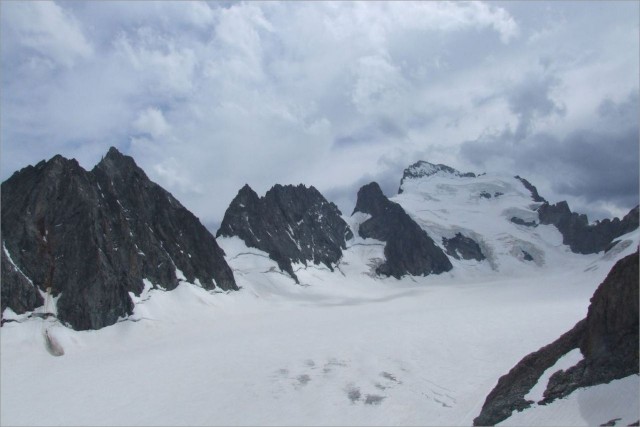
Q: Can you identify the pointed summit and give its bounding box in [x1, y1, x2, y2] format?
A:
[218, 183, 352, 282]
[1, 147, 237, 330]
[94, 146, 146, 181]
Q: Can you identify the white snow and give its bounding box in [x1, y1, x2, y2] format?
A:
[500, 375, 639, 427]
[1, 171, 638, 426]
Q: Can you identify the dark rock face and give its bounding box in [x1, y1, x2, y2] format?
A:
[538, 202, 639, 254]
[1, 147, 237, 330]
[1, 245, 44, 316]
[217, 184, 353, 283]
[474, 250, 639, 426]
[442, 233, 485, 261]
[473, 320, 586, 426]
[515, 175, 547, 203]
[398, 160, 475, 193]
[542, 249, 639, 403]
[353, 182, 452, 278]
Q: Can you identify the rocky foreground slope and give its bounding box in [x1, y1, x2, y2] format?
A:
[473, 249, 639, 426]
[1, 147, 236, 330]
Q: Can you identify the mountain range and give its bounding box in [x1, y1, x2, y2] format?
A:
[1, 147, 638, 426]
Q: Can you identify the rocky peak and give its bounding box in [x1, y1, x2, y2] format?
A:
[217, 183, 353, 283]
[398, 161, 476, 193]
[94, 146, 149, 185]
[353, 181, 452, 278]
[352, 182, 389, 218]
[1, 148, 237, 330]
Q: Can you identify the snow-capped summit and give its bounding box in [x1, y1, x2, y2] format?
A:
[392, 163, 560, 274]
[393, 160, 638, 273]
[398, 160, 476, 193]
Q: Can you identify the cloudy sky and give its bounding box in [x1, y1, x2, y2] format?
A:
[2, 1, 638, 230]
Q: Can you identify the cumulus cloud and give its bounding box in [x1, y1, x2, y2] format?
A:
[1, 1, 92, 68]
[1, 1, 637, 226]
[132, 108, 170, 139]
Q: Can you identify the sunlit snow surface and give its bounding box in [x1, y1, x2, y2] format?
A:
[2, 173, 638, 426]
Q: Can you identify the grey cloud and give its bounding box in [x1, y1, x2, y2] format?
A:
[1, 1, 637, 227]
[460, 92, 639, 218]
[333, 116, 407, 148]
[507, 73, 566, 139]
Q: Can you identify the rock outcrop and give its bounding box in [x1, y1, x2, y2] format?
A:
[1, 147, 237, 330]
[442, 233, 485, 261]
[538, 202, 638, 254]
[217, 184, 353, 283]
[474, 250, 639, 426]
[515, 175, 547, 203]
[353, 182, 452, 278]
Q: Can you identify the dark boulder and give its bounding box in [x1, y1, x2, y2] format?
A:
[511, 217, 538, 227]
[474, 250, 639, 426]
[442, 233, 485, 261]
[538, 202, 638, 254]
[217, 183, 353, 283]
[1, 147, 237, 330]
[353, 182, 452, 278]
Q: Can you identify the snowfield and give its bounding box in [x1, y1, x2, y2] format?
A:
[2, 172, 638, 426]
[2, 234, 637, 426]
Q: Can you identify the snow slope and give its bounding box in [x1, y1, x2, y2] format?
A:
[1, 170, 638, 426]
[500, 375, 640, 427]
[395, 170, 575, 275]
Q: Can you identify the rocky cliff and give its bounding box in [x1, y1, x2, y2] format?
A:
[473, 249, 639, 426]
[538, 202, 638, 254]
[217, 183, 353, 283]
[353, 182, 452, 278]
[1, 147, 237, 330]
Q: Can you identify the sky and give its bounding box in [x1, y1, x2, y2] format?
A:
[1, 1, 638, 230]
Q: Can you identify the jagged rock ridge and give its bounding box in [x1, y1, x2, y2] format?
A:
[1, 147, 237, 330]
[473, 249, 639, 426]
[538, 202, 639, 254]
[217, 183, 353, 283]
[515, 175, 547, 203]
[353, 182, 453, 278]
